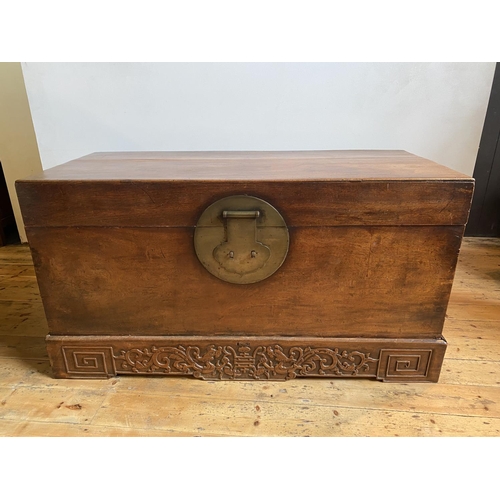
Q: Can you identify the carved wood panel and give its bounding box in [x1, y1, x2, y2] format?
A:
[49, 336, 447, 382]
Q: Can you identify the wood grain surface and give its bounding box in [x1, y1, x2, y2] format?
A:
[17, 180, 473, 227]
[17, 150, 471, 181]
[0, 238, 499, 436]
[26, 225, 463, 337]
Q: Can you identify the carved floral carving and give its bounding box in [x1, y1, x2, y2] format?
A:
[113, 344, 379, 380]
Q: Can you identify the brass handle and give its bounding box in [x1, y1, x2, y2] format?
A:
[223, 210, 260, 219]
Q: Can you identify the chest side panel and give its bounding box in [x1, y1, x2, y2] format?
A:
[27, 224, 463, 338]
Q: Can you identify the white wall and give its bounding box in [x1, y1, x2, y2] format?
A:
[22, 62, 495, 175]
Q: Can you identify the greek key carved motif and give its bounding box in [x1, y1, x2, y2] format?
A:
[62, 347, 116, 377]
[113, 344, 379, 380]
[378, 349, 433, 379]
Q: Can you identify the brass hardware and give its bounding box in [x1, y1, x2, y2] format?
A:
[194, 195, 289, 284]
[223, 210, 260, 218]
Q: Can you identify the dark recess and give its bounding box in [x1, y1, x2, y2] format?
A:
[466, 63, 500, 237]
[0, 161, 20, 246]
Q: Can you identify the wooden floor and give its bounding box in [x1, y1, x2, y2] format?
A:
[0, 237, 499, 436]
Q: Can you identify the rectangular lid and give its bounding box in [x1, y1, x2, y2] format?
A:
[21, 150, 471, 181]
[16, 150, 474, 228]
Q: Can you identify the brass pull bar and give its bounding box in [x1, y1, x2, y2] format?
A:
[223, 210, 260, 219]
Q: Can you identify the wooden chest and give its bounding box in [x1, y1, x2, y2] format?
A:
[16, 151, 474, 382]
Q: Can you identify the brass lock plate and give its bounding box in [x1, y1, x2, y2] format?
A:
[194, 195, 289, 284]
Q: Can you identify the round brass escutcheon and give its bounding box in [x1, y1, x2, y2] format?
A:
[194, 195, 289, 284]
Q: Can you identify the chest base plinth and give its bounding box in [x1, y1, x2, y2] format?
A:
[46, 334, 447, 383]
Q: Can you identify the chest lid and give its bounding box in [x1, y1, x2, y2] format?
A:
[16, 150, 474, 228]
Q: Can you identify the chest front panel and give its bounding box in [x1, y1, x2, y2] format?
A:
[27, 224, 462, 338]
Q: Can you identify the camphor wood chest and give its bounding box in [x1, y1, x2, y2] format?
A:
[16, 151, 474, 382]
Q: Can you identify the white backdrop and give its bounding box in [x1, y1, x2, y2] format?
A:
[22, 62, 495, 175]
